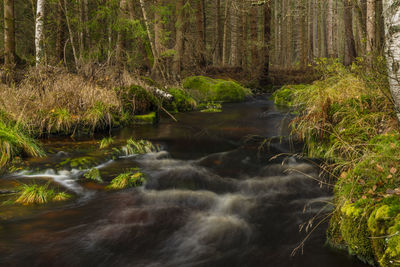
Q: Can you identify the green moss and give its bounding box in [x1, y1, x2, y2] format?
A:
[182, 76, 251, 103]
[106, 169, 145, 190]
[59, 156, 98, 170]
[133, 112, 158, 125]
[339, 203, 375, 265]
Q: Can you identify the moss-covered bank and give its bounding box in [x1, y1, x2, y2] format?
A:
[273, 59, 400, 266]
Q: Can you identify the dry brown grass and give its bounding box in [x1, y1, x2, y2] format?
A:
[0, 66, 124, 135]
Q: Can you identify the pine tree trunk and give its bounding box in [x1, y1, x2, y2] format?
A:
[172, 0, 185, 77]
[230, 0, 239, 66]
[56, 0, 64, 62]
[213, 0, 222, 64]
[222, 0, 230, 65]
[4, 0, 15, 69]
[35, 0, 45, 65]
[250, 5, 258, 67]
[196, 0, 206, 66]
[327, 0, 334, 57]
[366, 0, 375, 53]
[344, 0, 356, 65]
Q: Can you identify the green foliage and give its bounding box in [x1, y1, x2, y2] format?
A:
[106, 169, 146, 190]
[59, 156, 98, 170]
[84, 168, 103, 183]
[183, 76, 252, 103]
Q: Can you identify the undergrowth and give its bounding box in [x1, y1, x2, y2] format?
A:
[106, 168, 146, 190]
[273, 58, 400, 266]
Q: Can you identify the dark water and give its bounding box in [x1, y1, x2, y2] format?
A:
[0, 96, 368, 267]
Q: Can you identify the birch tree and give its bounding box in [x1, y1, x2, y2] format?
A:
[383, 0, 400, 119]
[35, 0, 45, 65]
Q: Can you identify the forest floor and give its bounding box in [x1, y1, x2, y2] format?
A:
[273, 59, 400, 267]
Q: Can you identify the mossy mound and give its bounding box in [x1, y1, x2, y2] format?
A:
[182, 76, 251, 103]
[164, 88, 197, 113]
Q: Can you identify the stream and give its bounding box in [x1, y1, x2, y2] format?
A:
[0, 96, 368, 267]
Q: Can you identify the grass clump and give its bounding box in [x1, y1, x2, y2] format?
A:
[183, 76, 252, 103]
[275, 58, 400, 265]
[106, 169, 145, 190]
[199, 102, 222, 113]
[83, 168, 103, 183]
[0, 116, 45, 170]
[99, 137, 115, 149]
[133, 112, 158, 125]
[15, 183, 73, 205]
[122, 138, 159, 155]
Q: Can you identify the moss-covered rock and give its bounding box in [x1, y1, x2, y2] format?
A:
[182, 76, 251, 103]
[338, 203, 375, 265]
[164, 88, 197, 113]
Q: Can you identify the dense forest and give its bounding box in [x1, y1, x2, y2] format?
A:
[2, 1, 400, 267]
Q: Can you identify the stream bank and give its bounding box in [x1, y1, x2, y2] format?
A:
[273, 59, 400, 266]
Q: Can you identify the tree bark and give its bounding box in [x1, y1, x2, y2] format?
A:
[250, 5, 258, 66]
[327, 0, 334, 57]
[383, 0, 400, 119]
[4, 0, 15, 69]
[35, 0, 45, 65]
[213, 0, 222, 65]
[56, 0, 65, 63]
[344, 0, 356, 65]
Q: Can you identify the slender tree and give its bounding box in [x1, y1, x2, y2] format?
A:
[4, 0, 16, 69]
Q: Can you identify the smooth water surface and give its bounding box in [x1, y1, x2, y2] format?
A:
[0, 96, 368, 267]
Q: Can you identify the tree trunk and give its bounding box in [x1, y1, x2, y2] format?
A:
[64, 0, 79, 68]
[250, 5, 258, 67]
[327, 0, 334, 57]
[196, 0, 206, 66]
[213, 0, 222, 65]
[366, 0, 375, 53]
[116, 0, 128, 67]
[383, 0, 400, 119]
[4, 0, 15, 69]
[56, 0, 64, 63]
[222, 0, 230, 65]
[230, 0, 239, 66]
[344, 0, 356, 65]
[35, 0, 45, 65]
[172, 0, 185, 77]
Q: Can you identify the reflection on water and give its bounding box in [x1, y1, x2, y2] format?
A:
[0, 97, 367, 267]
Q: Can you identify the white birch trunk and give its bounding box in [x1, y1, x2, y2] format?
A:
[35, 0, 45, 65]
[383, 0, 400, 119]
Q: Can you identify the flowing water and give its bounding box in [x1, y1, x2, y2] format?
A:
[0, 96, 368, 267]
